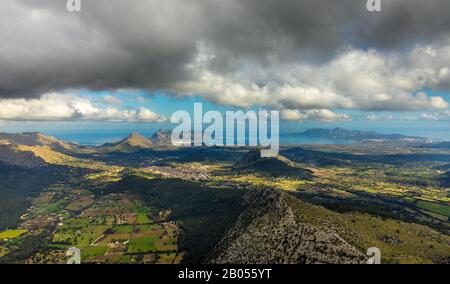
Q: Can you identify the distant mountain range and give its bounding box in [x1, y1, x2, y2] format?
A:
[298, 127, 424, 141]
[0, 128, 443, 168]
[0, 130, 174, 166]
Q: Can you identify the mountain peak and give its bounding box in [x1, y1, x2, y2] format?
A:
[99, 132, 153, 153]
[123, 132, 153, 147]
[151, 129, 172, 146]
[129, 132, 145, 139]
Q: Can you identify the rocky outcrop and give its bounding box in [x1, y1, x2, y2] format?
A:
[210, 189, 366, 264]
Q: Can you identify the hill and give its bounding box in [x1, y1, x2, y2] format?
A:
[0, 143, 77, 168]
[0, 132, 78, 152]
[210, 189, 450, 264]
[0, 161, 64, 230]
[301, 128, 422, 141]
[14, 145, 76, 165]
[99, 132, 154, 153]
[0, 145, 46, 168]
[150, 129, 173, 146]
[234, 149, 313, 179]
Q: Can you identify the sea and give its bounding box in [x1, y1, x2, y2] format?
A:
[2, 123, 449, 146]
[52, 131, 353, 146]
[41, 128, 449, 146]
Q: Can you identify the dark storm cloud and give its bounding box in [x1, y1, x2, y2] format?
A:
[1, 0, 450, 98]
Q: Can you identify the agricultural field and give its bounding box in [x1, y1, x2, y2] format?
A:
[0, 230, 27, 240]
[0, 171, 183, 264]
[47, 194, 182, 264]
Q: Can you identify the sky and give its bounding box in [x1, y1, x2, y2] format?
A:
[0, 0, 449, 140]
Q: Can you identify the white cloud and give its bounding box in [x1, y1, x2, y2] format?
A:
[281, 109, 351, 122]
[0, 93, 167, 122]
[418, 111, 450, 121]
[175, 42, 450, 112]
[420, 113, 440, 121]
[0, 0, 449, 119]
[136, 107, 167, 122]
[391, 111, 450, 121]
[367, 113, 395, 121]
[102, 95, 122, 105]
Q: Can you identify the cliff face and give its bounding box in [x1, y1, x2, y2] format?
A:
[210, 189, 366, 264]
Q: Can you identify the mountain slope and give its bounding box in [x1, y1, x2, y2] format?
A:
[0, 144, 76, 168]
[99, 132, 154, 153]
[210, 189, 366, 264]
[15, 145, 76, 165]
[0, 161, 64, 230]
[234, 149, 313, 178]
[0, 132, 78, 152]
[210, 189, 450, 264]
[0, 145, 46, 168]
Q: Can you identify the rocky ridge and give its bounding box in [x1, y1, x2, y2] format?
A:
[210, 189, 367, 264]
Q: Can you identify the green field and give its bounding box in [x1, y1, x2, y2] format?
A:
[135, 224, 158, 232]
[135, 212, 151, 224]
[128, 236, 160, 253]
[415, 201, 450, 217]
[82, 246, 108, 259]
[113, 225, 134, 233]
[0, 230, 27, 240]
